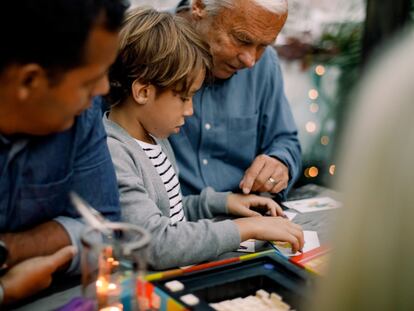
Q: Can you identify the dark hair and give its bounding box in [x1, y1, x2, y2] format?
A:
[0, 0, 129, 74]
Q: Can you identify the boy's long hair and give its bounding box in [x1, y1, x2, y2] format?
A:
[107, 7, 212, 105]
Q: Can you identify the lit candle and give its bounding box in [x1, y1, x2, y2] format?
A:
[96, 276, 121, 308]
[96, 276, 109, 307]
[99, 303, 123, 311]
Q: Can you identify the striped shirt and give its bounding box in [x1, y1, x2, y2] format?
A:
[136, 139, 186, 225]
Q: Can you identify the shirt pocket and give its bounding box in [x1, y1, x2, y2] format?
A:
[226, 114, 259, 166]
[15, 172, 74, 229]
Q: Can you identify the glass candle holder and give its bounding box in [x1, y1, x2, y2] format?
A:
[81, 222, 151, 311]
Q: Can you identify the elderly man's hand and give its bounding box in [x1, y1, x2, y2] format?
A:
[239, 154, 289, 194]
[0, 246, 76, 305]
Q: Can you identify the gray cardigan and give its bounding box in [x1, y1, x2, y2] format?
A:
[103, 115, 240, 270]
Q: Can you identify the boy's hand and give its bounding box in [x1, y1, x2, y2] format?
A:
[234, 217, 304, 253]
[1, 246, 76, 305]
[226, 193, 285, 217]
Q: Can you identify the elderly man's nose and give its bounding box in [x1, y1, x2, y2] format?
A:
[238, 50, 256, 68]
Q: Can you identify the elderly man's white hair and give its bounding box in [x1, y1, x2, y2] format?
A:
[195, 0, 288, 15]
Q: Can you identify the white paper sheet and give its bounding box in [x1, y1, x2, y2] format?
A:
[237, 239, 256, 253]
[283, 197, 341, 213]
[273, 230, 320, 256]
[284, 211, 297, 221]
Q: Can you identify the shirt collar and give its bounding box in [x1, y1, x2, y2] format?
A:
[0, 134, 10, 145]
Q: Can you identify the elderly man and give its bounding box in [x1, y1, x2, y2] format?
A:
[170, 0, 301, 200]
[0, 0, 127, 304]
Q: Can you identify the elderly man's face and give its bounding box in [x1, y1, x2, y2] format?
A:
[193, 0, 286, 79]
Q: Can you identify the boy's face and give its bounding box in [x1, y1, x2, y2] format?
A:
[0, 24, 119, 135]
[142, 70, 205, 139]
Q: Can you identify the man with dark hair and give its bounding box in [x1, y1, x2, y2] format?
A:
[0, 0, 127, 304]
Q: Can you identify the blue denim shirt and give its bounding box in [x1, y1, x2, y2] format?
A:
[169, 47, 301, 200]
[0, 101, 120, 273]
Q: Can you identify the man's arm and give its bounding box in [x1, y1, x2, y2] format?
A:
[53, 101, 120, 274]
[6, 101, 121, 274]
[239, 48, 301, 198]
[68, 99, 120, 221]
[0, 221, 70, 266]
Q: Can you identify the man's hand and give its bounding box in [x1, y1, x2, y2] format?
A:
[239, 154, 289, 194]
[226, 193, 285, 217]
[0, 246, 76, 305]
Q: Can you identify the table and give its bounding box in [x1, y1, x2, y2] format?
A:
[10, 184, 340, 311]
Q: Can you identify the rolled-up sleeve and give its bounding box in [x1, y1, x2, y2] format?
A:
[54, 216, 86, 274]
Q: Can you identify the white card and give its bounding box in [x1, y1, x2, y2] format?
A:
[284, 211, 297, 221]
[283, 197, 341, 213]
[237, 239, 256, 253]
[273, 231, 320, 256]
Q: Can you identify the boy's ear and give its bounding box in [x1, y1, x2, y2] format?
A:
[131, 80, 152, 105]
[192, 0, 207, 20]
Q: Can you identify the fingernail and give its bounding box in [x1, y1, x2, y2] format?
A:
[282, 214, 288, 219]
[243, 187, 249, 194]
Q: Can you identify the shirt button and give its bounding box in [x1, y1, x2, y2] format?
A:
[205, 123, 211, 130]
[202, 159, 208, 165]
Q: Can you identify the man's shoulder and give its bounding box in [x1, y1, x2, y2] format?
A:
[74, 98, 103, 132]
[39, 99, 105, 160]
[47, 98, 107, 156]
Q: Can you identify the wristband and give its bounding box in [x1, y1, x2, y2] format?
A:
[0, 241, 8, 268]
[0, 281, 4, 305]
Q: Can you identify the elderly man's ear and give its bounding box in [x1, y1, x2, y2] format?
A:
[191, 0, 208, 20]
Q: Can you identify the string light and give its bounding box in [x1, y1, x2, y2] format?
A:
[304, 166, 319, 178]
[309, 166, 319, 177]
[308, 89, 319, 100]
[305, 121, 317, 133]
[304, 65, 334, 182]
[321, 136, 329, 145]
[309, 103, 319, 113]
[315, 65, 326, 76]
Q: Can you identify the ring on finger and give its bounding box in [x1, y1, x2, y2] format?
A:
[268, 177, 277, 186]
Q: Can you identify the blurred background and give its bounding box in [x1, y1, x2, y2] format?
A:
[129, 0, 414, 188]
